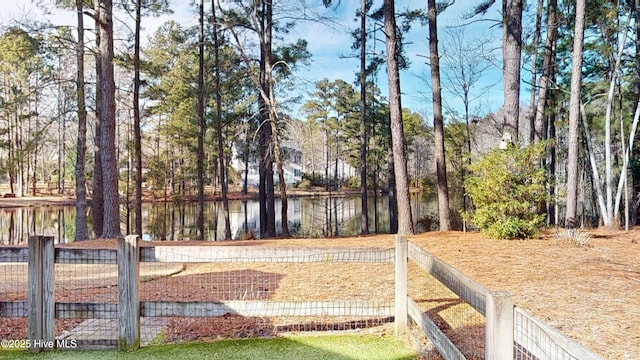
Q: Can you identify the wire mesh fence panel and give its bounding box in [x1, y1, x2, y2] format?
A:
[407, 244, 486, 360]
[137, 247, 395, 344]
[408, 320, 446, 360]
[0, 263, 28, 302]
[514, 307, 602, 360]
[55, 264, 118, 303]
[0, 248, 29, 342]
[264, 262, 395, 334]
[54, 248, 119, 349]
[408, 261, 485, 359]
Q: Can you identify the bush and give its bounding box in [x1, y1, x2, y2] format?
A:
[346, 176, 360, 190]
[463, 142, 548, 239]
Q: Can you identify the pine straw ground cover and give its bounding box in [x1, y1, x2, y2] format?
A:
[1, 230, 639, 359]
[409, 230, 640, 359]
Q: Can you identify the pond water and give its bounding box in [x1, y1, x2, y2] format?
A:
[0, 194, 436, 244]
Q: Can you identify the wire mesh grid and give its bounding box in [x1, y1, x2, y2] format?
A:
[0, 249, 29, 341]
[514, 306, 598, 360]
[0, 257, 28, 302]
[408, 258, 486, 360]
[408, 321, 445, 360]
[138, 246, 394, 344]
[53, 249, 119, 348]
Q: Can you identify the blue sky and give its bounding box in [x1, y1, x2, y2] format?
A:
[251, 0, 506, 119]
[2, 0, 505, 120]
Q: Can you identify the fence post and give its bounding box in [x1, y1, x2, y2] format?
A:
[486, 290, 514, 360]
[118, 235, 140, 351]
[27, 236, 55, 353]
[395, 235, 408, 335]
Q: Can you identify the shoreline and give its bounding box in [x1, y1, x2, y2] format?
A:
[0, 188, 384, 209]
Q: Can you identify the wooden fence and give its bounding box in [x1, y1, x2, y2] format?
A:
[394, 236, 603, 360]
[1, 235, 394, 352]
[396, 236, 513, 360]
[1, 235, 604, 359]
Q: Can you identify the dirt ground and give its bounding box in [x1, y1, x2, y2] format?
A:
[1, 192, 638, 359]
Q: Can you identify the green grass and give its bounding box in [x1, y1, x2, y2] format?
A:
[0, 335, 417, 360]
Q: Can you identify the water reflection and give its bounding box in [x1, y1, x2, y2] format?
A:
[0, 194, 435, 244]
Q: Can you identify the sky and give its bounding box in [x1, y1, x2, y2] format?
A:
[1, 0, 505, 120]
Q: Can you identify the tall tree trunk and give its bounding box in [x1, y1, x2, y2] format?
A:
[324, 128, 329, 191]
[333, 133, 339, 190]
[133, 0, 143, 236]
[8, 110, 14, 195]
[196, 0, 206, 240]
[388, 139, 398, 234]
[74, 0, 89, 240]
[548, 97, 557, 225]
[270, 112, 290, 237]
[528, 0, 543, 143]
[502, 0, 523, 140]
[248, 1, 274, 238]
[98, 0, 123, 239]
[258, 0, 276, 238]
[581, 103, 609, 226]
[58, 62, 64, 194]
[32, 90, 39, 197]
[263, 0, 289, 237]
[219, 0, 283, 238]
[92, 0, 104, 238]
[212, 0, 232, 240]
[534, 0, 557, 218]
[633, 0, 640, 226]
[385, 0, 413, 235]
[565, 0, 586, 228]
[427, 0, 450, 231]
[17, 111, 23, 197]
[533, 0, 557, 143]
[611, 11, 634, 224]
[258, 98, 275, 238]
[19, 110, 25, 196]
[258, 109, 268, 235]
[242, 135, 249, 195]
[359, 0, 369, 235]
[372, 119, 380, 233]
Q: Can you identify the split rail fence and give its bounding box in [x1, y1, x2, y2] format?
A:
[0, 235, 603, 359]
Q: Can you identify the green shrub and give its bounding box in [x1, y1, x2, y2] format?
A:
[346, 176, 361, 190]
[464, 142, 548, 239]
